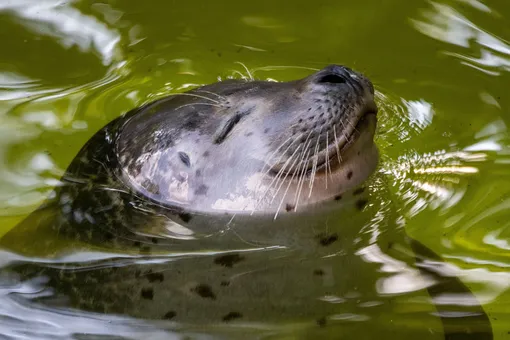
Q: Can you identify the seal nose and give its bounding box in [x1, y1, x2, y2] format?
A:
[315, 65, 374, 96]
[316, 65, 352, 85]
[315, 65, 365, 86]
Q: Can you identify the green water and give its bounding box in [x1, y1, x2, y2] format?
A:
[0, 0, 509, 339]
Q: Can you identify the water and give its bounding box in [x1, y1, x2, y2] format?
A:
[0, 0, 509, 338]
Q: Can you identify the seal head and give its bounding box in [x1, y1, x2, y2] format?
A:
[116, 65, 378, 215]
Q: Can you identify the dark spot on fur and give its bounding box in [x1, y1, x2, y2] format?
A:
[214, 254, 244, 268]
[221, 280, 230, 287]
[146, 271, 164, 283]
[192, 284, 216, 300]
[317, 317, 327, 327]
[141, 288, 154, 300]
[285, 203, 295, 212]
[179, 213, 192, 222]
[178, 152, 191, 167]
[314, 269, 325, 276]
[244, 131, 253, 137]
[356, 199, 368, 211]
[317, 233, 338, 246]
[264, 128, 270, 134]
[353, 187, 365, 196]
[151, 237, 159, 244]
[347, 171, 353, 180]
[223, 312, 243, 322]
[194, 184, 209, 196]
[334, 195, 342, 201]
[196, 169, 202, 177]
[203, 151, 210, 157]
[162, 311, 176, 320]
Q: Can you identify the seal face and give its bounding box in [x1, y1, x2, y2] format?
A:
[116, 65, 379, 215]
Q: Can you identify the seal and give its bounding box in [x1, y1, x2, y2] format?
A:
[0, 62, 381, 306]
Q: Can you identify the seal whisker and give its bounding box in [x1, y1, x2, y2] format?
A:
[230, 226, 262, 247]
[169, 92, 221, 104]
[270, 145, 302, 205]
[295, 152, 310, 210]
[234, 61, 254, 81]
[294, 146, 312, 211]
[252, 65, 320, 74]
[274, 150, 303, 219]
[346, 120, 360, 135]
[249, 134, 304, 214]
[258, 142, 301, 203]
[92, 157, 110, 173]
[333, 125, 343, 164]
[259, 134, 299, 175]
[258, 132, 307, 181]
[257, 136, 300, 184]
[175, 102, 224, 111]
[264, 144, 301, 204]
[325, 131, 330, 189]
[291, 130, 314, 209]
[231, 70, 249, 80]
[338, 119, 348, 135]
[194, 90, 227, 101]
[308, 127, 323, 197]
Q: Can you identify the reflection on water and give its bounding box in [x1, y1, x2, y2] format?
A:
[412, 0, 510, 75]
[0, 0, 509, 338]
[0, 0, 123, 66]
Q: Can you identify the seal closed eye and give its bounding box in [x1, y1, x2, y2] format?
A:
[113, 64, 379, 215]
[213, 106, 254, 144]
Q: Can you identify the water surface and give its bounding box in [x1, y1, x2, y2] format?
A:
[0, 0, 509, 339]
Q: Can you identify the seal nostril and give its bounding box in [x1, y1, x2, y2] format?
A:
[317, 74, 346, 85]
